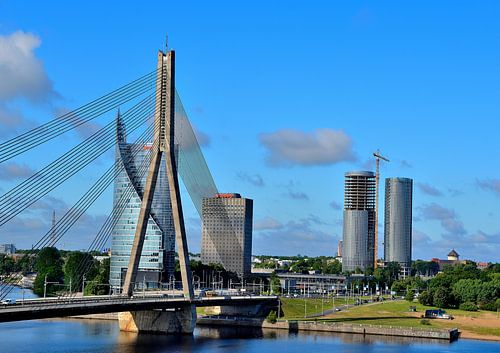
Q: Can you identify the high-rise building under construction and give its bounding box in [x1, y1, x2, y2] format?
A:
[342, 171, 376, 272]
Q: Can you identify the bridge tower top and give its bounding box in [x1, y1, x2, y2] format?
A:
[122, 46, 193, 299]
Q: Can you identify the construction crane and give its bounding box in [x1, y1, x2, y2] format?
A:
[373, 149, 389, 269]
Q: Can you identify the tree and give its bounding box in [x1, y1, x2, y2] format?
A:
[323, 259, 342, 274]
[391, 280, 406, 294]
[64, 251, 97, 292]
[405, 288, 415, 302]
[33, 265, 64, 297]
[477, 279, 500, 305]
[16, 254, 35, 274]
[84, 258, 110, 295]
[270, 272, 281, 295]
[418, 290, 433, 306]
[35, 247, 63, 273]
[0, 254, 16, 275]
[452, 279, 481, 304]
[385, 262, 402, 281]
[33, 247, 64, 297]
[433, 287, 454, 308]
[412, 260, 439, 277]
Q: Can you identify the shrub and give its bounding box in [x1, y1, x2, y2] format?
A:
[266, 310, 277, 324]
[478, 301, 497, 311]
[459, 302, 478, 311]
[420, 319, 431, 325]
[418, 291, 433, 306]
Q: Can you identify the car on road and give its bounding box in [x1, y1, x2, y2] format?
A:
[1, 299, 15, 306]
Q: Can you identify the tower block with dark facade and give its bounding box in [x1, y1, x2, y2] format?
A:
[201, 193, 253, 277]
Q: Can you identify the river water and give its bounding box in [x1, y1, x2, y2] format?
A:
[1, 285, 499, 353]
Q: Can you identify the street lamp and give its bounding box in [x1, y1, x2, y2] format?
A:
[44, 274, 47, 298]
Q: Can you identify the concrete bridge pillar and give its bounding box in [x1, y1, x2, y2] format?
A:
[118, 305, 197, 334]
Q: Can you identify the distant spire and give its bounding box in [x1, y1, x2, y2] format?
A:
[116, 108, 126, 143]
[50, 210, 56, 247]
[165, 33, 168, 51]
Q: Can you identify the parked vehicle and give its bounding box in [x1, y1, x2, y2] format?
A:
[423, 309, 453, 320]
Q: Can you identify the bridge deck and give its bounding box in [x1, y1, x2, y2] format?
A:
[0, 295, 277, 323]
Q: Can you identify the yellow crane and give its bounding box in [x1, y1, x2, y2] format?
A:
[373, 149, 389, 269]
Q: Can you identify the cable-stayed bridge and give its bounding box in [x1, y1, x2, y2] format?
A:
[0, 45, 275, 333]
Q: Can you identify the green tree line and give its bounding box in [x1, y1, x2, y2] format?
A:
[30, 247, 110, 297]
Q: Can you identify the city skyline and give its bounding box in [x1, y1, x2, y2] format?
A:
[0, 1, 499, 262]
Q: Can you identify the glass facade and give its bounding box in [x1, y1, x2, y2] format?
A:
[384, 177, 413, 276]
[109, 117, 175, 292]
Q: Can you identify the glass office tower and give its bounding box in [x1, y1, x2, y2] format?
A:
[109, 114, 175, 292]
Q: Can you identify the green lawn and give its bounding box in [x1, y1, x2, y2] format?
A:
[280, 296, 357, 319]
[279, 298, 500, 339]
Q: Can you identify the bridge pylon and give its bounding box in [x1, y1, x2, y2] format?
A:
[122, 46, 193, 300]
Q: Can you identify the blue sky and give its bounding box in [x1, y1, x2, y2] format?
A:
[0, 1, 499, 262]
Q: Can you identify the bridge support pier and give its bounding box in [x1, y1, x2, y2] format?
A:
[118, 305, 197, 334]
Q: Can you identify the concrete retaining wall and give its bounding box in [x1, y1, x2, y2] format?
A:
[197, 317, 459, 341]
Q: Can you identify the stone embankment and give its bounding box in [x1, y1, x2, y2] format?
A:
[197, 316, 460, 341]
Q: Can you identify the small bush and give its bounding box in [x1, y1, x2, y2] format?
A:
[420, 319, 431, 326]
[478, 301, 497, 311]
[459, 302, 478, 311]
[266, 310, 277, 324]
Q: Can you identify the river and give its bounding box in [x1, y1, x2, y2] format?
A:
[1, 285, 499, 353]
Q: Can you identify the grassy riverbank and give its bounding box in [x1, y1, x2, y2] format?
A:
[280, 298, 500, 341]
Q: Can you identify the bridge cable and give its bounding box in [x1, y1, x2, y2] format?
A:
[0, 109, 158, 299]
[0, 67, 162, 163]
[0, 93, 158, 227]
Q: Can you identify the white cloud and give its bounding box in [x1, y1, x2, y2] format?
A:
[419, 203, 466, 235]
[417, 182, 443, 197]
[254, 217, 283, 231]
[254, 218, 338, 256]
[0, 104, 35, 138]
[0, 162, 35, 180]
[477, 179, 500, 197]
[412, 228, 500, 263]
[287, 189, 309, 200]
[0, 31, 56, 102]
[330, 200, 342, 210]
[259, 128, 356, 167]
[237, 172, 265, 187]
[400, 160, 412, 168]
